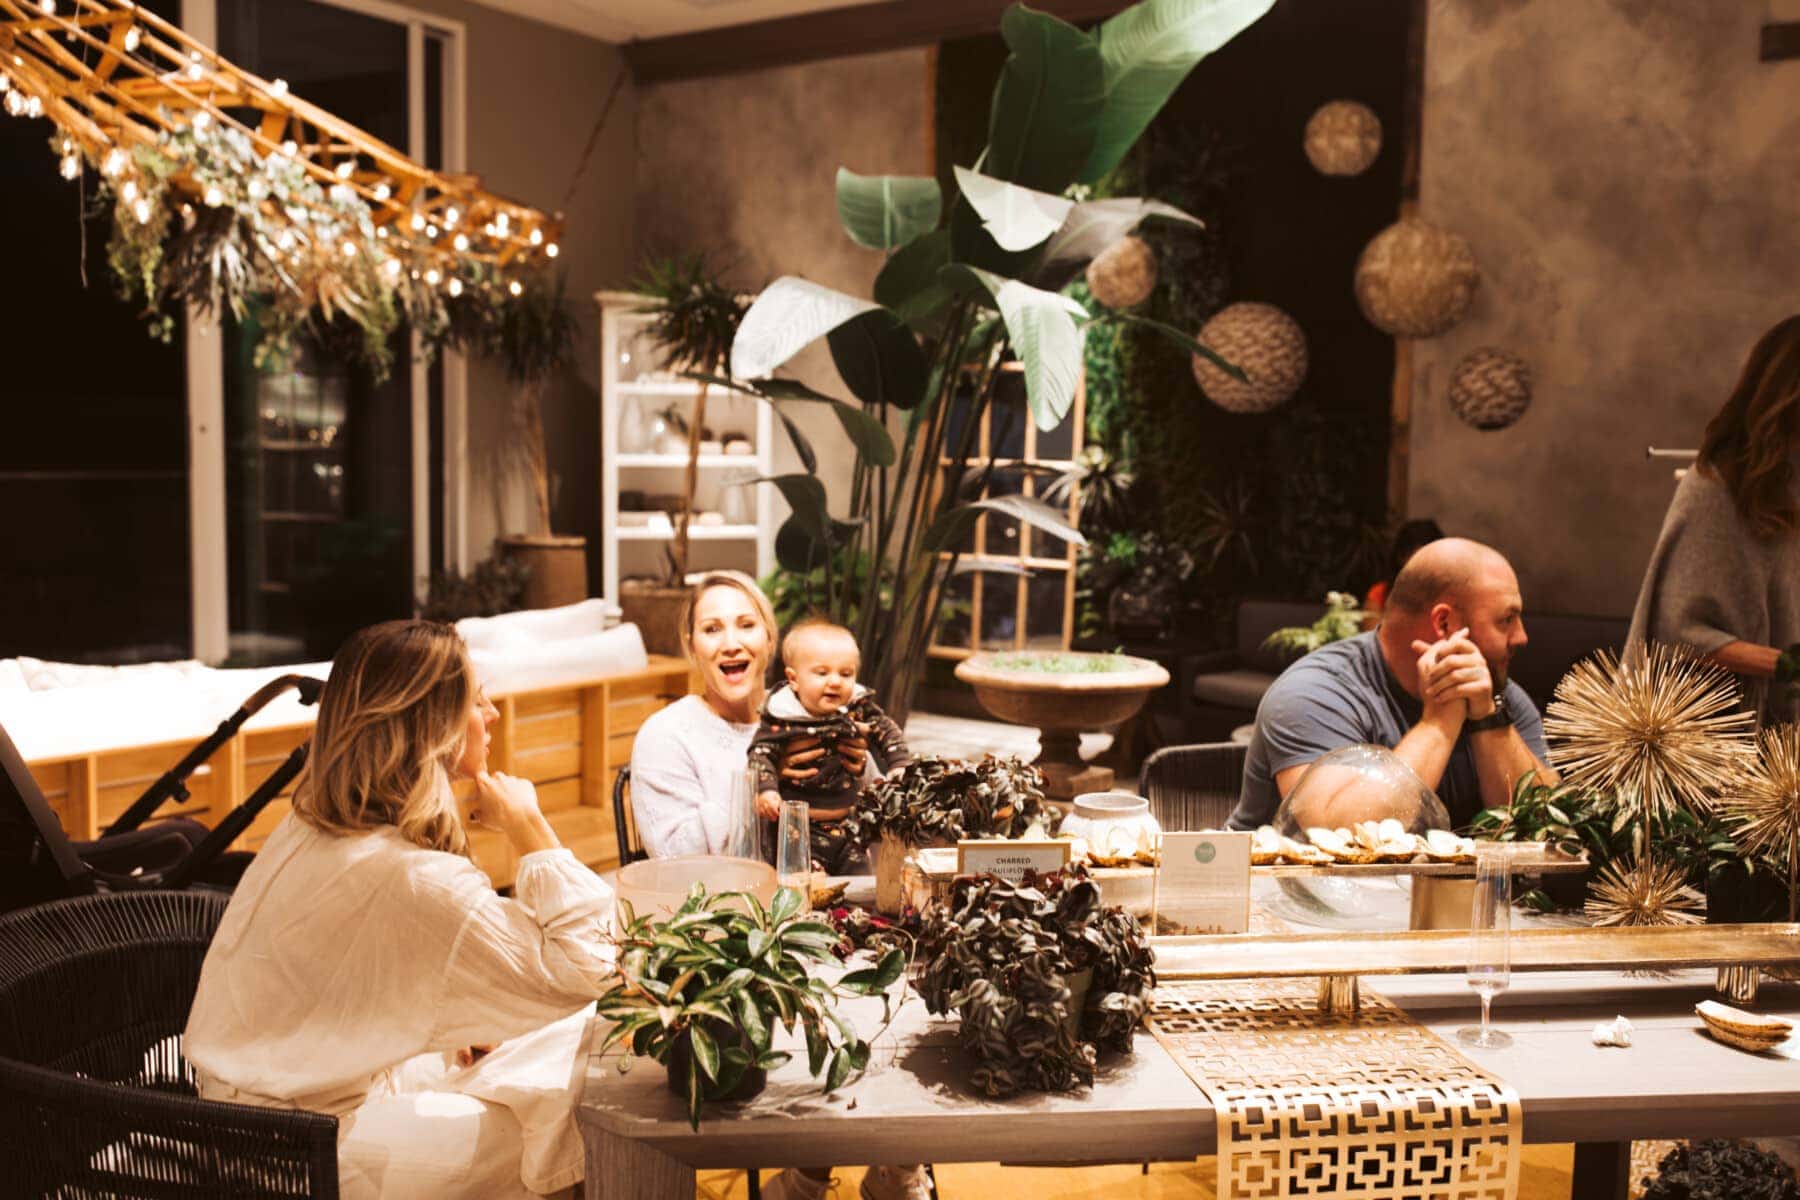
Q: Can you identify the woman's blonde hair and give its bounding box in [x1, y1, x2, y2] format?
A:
[679, 570, 777, 663]
[292, 620, 474, 855]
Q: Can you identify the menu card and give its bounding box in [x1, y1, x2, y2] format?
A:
[1154, 831, 1252, 934]
[956, 839, 1071, 883]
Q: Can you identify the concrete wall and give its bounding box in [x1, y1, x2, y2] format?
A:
[1409, 0, 1800, 617]
[401, 0, 636, 580]
[634, 47, 934, 503]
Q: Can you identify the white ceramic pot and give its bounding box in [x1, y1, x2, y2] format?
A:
[1059, 792, 1161, 860]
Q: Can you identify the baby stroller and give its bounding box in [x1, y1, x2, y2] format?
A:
[0, 673, 322, 914]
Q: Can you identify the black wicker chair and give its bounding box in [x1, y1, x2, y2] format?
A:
[1138, 741, 1249, 832]
[611, 767, 647, 866]
[0, 890, 339, 1198]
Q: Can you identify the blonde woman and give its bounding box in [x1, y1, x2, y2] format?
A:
[629, 573, 926, 1200]
[185, 620, 613, 1200]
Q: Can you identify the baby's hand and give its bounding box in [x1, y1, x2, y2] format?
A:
[755, 790, 784, 821]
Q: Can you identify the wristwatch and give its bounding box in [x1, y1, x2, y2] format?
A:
[1466, 693, 1511, 733]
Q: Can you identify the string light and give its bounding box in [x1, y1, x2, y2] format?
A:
[24, 94, 43, 118]
[132, 198, 152, 223]
[423, 268, 441, 286]
[410, 213, 425, 232]
[335, 160, 354, 179]
[375, 225, 388, 239]
[121, 179, 138, 202]
[0, 73, 10, 93]
[58, 152, 79, 179]
[192, 110, 210, 131]
[281, 139, 298, 157]
[372, 182, 390, 201]
[203, 184, 223, 206]
[123, 25, 141, 53]
[451, 233, 468, 252]
[444, 205, 459, 227]
[102, 147, 127, 177]
[277, 229, 295, 250]
[186, 51, 204, 82]
[425, 223, 439, 239]
[340, 240, 356, 259]
[494, 212, 510, 236]
[448, 278, 463, 297]
[39, 0, 55, 15]
[507, 280, 523, 297]
[381, 258, 401, 279]
[528, 228, 543, 246]
[270, 78, 288, 97]
[5, 90, 26, 117]
[545, 242, 559, 259]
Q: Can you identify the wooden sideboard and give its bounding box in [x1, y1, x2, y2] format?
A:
[24, 656, 695, 889]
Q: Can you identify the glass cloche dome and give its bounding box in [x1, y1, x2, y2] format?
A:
[1267, 744, 1450, 928]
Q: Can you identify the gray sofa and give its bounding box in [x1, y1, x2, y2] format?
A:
[1188, 599, 1630, 739]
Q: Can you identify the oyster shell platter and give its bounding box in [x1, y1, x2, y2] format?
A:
[1247, 820, 1587, 877]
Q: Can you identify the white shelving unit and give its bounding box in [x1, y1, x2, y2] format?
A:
[598, 291, 776, 601]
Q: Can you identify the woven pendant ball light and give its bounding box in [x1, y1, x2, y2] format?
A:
[1304, 100, 1382, 177]
[1190, 302, 1309, 413]
[1085, 235, 1158, 309]
[1448, 348, 1532, 430]
[1354, 218, 1480, 338]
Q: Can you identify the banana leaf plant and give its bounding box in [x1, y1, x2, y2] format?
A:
[705, 0, 1272, 719]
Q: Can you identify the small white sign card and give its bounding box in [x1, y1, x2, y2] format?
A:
[1154, 831, 1252, 935]
[956, 839, 1071, 884]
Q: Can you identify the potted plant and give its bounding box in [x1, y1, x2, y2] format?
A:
[1466, 771, 1624, 909]
[420, 550, 529, 622]
[464, 275, 587, 611]
[618, 255, 750, 654]
[704, 0, 1269, 722]
[595, 884, 906, 1129]
[915, 868, 1154, 1098]
[842, 756, 1050, 915]
[1262, 591, 1369, 660]
[1640, 1138, 1800, 1199]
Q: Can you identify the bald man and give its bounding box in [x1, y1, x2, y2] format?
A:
[1228, 538, 1557, 830]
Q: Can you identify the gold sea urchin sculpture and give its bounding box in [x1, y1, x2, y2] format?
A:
[1584, 857, 1704, 928]
[1718, 723, 1800, 920]
[1544, 644, 1755, 824]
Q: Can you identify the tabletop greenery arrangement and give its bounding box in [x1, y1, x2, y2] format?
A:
[697, 0, 1273, 720]
[841, 755, 1049, 851]
[917, 869, 1155, 1098]
[595, 885, 906, 1129]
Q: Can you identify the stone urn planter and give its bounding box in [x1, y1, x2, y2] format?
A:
[619, 580, 691, 657]
[954, 651, 1169, 802]
[497, 534, 588, 611]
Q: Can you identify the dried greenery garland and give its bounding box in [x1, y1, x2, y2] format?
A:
[82, 122, 569, 383]
[917, 869, 1155, 1097]
[841, 755, 1049, 850]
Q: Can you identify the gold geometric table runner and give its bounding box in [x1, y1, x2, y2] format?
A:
[1150, 978, 1521, 1199]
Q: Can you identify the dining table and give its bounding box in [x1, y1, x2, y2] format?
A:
[575, 875, 1800, 1200]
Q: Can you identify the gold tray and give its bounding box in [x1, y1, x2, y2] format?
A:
[1151, 922, 1800, 981]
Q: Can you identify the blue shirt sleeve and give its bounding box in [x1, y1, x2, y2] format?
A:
[1259, 663, 1379, 777]
[1504, 681, 1550, 761]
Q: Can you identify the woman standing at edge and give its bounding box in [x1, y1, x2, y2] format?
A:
[1631, 315, 1800, 726]
[185, 620, 614, 1199]
[628, 571, 927, 1200]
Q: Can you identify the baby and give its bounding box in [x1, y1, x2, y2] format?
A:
[749, 618, 911, 842]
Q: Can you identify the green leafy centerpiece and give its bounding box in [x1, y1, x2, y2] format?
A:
[917, 869, 1154, 1097]
[843, 756, 1050, 914]
[596, 885, 906, 1129]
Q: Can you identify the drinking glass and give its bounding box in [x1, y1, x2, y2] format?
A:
[720, 769, 759, 861]
[776, 800, 812, 909]
[1459, 846, 1513, 1048]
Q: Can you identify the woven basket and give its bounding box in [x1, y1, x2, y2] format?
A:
[1086, 235, 1158, 309]
[1304, 100, 1382, 177]
[1190, 302, 1309, 413]
[1354, 218, 1480, 338]
[1448, 347, 1532, 430]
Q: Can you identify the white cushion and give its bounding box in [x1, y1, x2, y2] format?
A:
[14, 656, 207, 691]
[0, 659, 28, 694]
[454, 598, 619, 653]
[468, 624, 647, 696]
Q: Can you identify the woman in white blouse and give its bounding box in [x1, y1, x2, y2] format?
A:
[185, 620, 614, 1200]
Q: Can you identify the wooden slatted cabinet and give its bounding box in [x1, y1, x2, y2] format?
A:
[23, 656, 695, 889]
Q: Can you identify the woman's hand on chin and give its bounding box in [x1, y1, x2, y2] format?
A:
[471, 772, 559, 854]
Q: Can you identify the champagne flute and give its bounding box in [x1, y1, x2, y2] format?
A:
[1459, 846, 1513, 1048]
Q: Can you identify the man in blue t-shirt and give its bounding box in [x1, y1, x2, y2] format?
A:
[1228, 538, 1557, 831]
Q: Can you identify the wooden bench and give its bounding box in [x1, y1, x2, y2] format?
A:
[25, 656, 695, 889]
